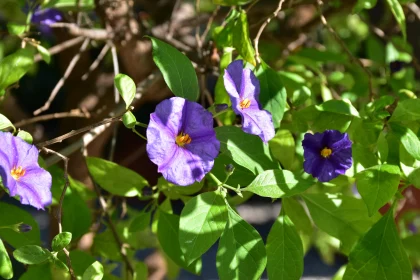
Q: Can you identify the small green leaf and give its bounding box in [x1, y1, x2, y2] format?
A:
[303, 193, 380, 254]
[148, 37, 199, 101]
[232, 11, 256, 66]
[122, 111, 136, 129]
[216, 203, 266, 280]
[52, 232, 72, 252]
[37, 45, 51, 64]
[13, 245, 50, 265]
[390, 123, 420, 160]
[355, 164, 401, 216]
[244, 170, 313, 198]
[266, 207, 303, 280]
[115, 74, 136, 109]
[0, 239, 13, 279]
[212, 0, 252, 6]
[353, 0, 377, 13]
[343, 210, 412, 280]
[389, 99, 420, 123]
[82, 261, 104, 280]
[17, 130, 33, 144]
[0, 114, 15, 131]
[255, 61, 287, 128]
[86, 157, 148, 197]
[385, 0, 406, 40]
[129, 212, 151, 233]
[7, 23, 26, 35]
[179, 191, 228, 265]
[62, 190, 92, 240]
[20, 263, 52, 280]
[0, 48, 34, 95]
[216, 126, 279, 174]
[315, 100, 360, 117]
[269, 129, 295, 170]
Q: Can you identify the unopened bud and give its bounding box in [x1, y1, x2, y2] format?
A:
[225, 164, 235, 175]
[215, 104, 228, 113]
[18, 223, 32, 233]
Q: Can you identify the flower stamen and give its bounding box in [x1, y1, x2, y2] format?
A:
[11, 166, 26, 181]
[239, 98, 251, 109]
[176, 132, 192, 147]
[320, 147, 332, 158]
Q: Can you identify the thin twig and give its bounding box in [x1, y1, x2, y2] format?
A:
[316, 0, 374, 100]
[109, 42, 120, 162]
[34, 37, 85, 63]
[82, 43, 111, 80]
[195, 0, 203, 53]
[167, 0, 182, 39]
[34, 39, 91, 115]
[41, 148, 76, 280]
[200, 5, 220, 43]
[46, 22, 109, 40]
[14, 109, 90, 128]
[245, 0, 260, 12]
[254, 0, 286, 65]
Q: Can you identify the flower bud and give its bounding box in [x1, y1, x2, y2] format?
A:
[215, 104, 229, 113]
[18, 223, 32, 233]
[225, 164, 235, 175]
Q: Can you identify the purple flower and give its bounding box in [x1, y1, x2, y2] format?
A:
[223, 60, 275, 143]
[302, 130, 352, 182]
[0, 132, 52, 210]
[146, 97, 220, 186]
[31, 8, 62, 35]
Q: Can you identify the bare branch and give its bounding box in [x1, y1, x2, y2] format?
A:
[82, 43, 111, 80]
[14, 109, 90, 128]
[34, 37, 85, 63]
[47, 22, 110, 40]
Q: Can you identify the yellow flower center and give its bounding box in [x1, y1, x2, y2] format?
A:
[11, 166, 26, 181]
[320, 147, 332, 158]
[239, 98, 251, 109]
[176, 133, 192, 147]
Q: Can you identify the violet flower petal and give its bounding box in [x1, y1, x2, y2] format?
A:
[17, 167, 52, 210]
[241, 109, 275, 143]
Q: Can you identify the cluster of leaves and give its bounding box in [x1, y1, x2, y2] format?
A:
[1, 0, 420, 279]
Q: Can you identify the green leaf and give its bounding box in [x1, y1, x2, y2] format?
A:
[62, 191, 92, 240]
[343, 209, 412, 280]
[355, 164, 401, 216]
[115, 74, 136, 109]
[0, 202, 40, 247]
[385, 0, 406, 40]
[0, 114, 15, 131]
[157, 211, 201, 274]
[122, 111, 136, 129]
[0, 239, 13, 279]
[52, 232, 72, 252]
[87, 157, 148, 197]
[69, 250, 96, 277]
[315, 100, 360, 117]
[266, 207, 303, 280]
[37, 45, 51, 64]
[82, 261, 104, 280]
[244, 170, 313, 198]
[255, 61, 287, 128]
[402, 234, 420, 259]
[215, 126, 279, 174]
[7, 23, 26, 35]
[17, 130, 33, 144]
[216, 204, 266, 280]
[213, 0, 252, 6]
[302, 193, 380, 254]
[0, 48, 34, 95]
[179, 191, 228, 265]
[232, 11, 256, 66]
[129, 212, 151, 233]
[13, 245, 49, 265]
[269, 129, 295, 170]
[41, 0, 94, 10]
[148, 37, 199, 101]
[353, 0, 377, 13]
[389, 99, 420, 123]
[389, 123, 420, 160]
[20, 263, 52, 280]
[134, 261, 148, 280]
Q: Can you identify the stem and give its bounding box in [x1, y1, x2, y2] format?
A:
[132, 128, 147, 141]
[135, 122, 148, 128]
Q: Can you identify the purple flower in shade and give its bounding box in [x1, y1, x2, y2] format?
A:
[0, 132, 52, 210]
[31, 8, 62, 35]
[302, 130, 353, 182]
[223, 60, 275, 143]
[146, 97, 220, 186]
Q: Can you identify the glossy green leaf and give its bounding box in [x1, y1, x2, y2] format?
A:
[62, 191, 92, 240]
[0, 114, 15, 131]
[216, 204, 266, 280]
[353, 0, 377, 13]
[303, 193, 380, 254]
[157, 211, 201, 274]
[17, 130, 33, 144]
[355, 164, 401, 216]
[0, 202, 40, 247]
[213, 0, 252, 6]
[37, 45, 51, 64]
[115, 74, 136, 109]
[0, 239, 13, 279]
[390, 123, 420, 160]
[179, 191, 228, 265]
[389, 99, 420, 123]
[315, 100, 360, 117]
[87, 157, 148, 197]
[244, 170, 313, 198]
[216, 126, 279, 174]
[232, 11, 256, 66]
[266, 207, 303, 280]
[69, 250, 96, 277]
[52, 232, 72, 252]
[7, 23, 25, 35]
[343, 210, 412, 280]
[129, 212, 151, 233]
[82, 261, 104, 280]
[0, 48, 34, 96]
[20, 263, 52, 280]
[255, 61, 287, 128]
[13, 245, 49, 265]
[148, 37, 199, 101]
[269, 129, 295, 169]
[385, 0, 406, 39]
